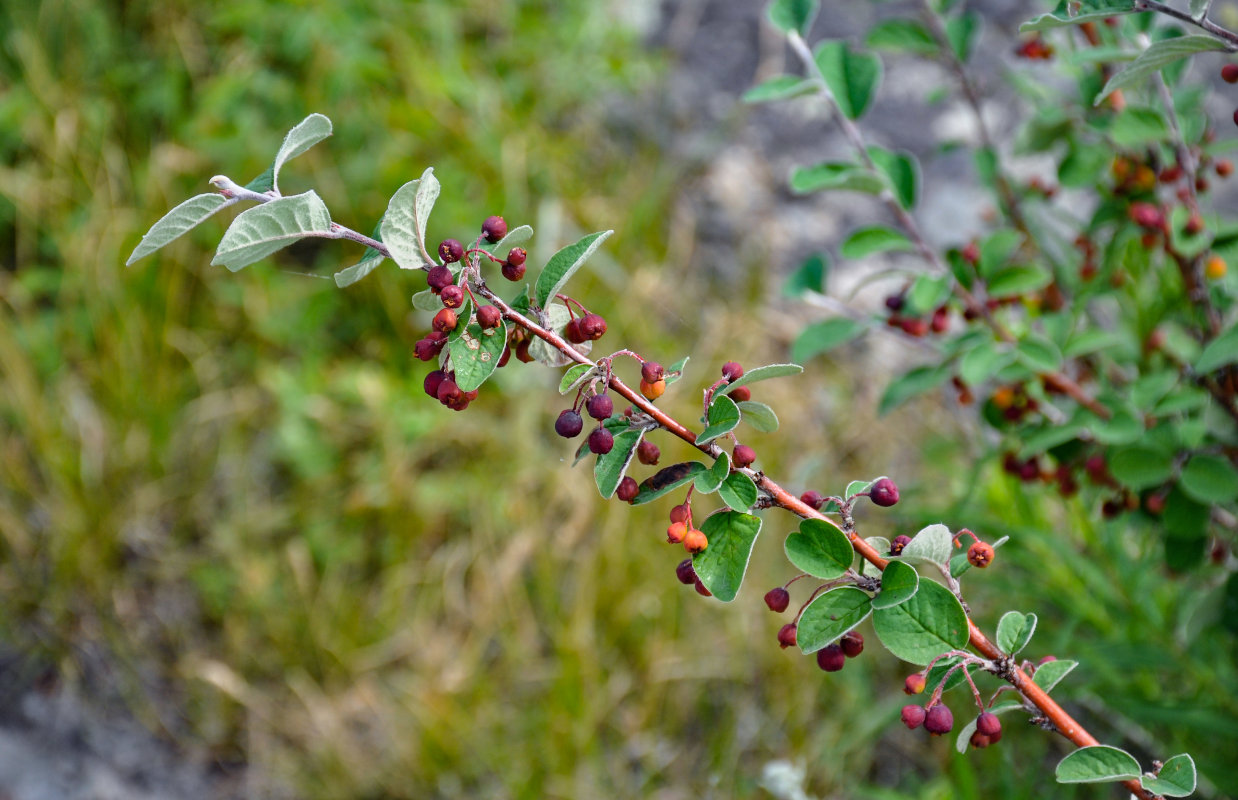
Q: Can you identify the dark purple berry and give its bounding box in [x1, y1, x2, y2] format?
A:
[976, 712, 1001, 737]
[586, 393, 614, 421]
[414, 338, 440, 361]
[840, 630, 864, 658]
[579, 313, 607, 340]
[924, 704, 954, 735]
[889, 534, 912, 556]
[440, 284, 465, 309]
[641, 361, 665, 383]
[800, 491, 826, 510]
[816, 644, 846, 672]
[423, 370, 447, 399]
[694, 578, 711, 597]
[565, 318, 586, 343]
[721, 361, 744, 382]
[885, 294, 905, 312]
[732, 444, 756, 469]
[870, 477, 899, 507]
[777, 623, 797, 649]
[901, 705, 926, 729]
[438, 239, 464, 263]
[477, 305, 502, 329]
[675, 558, 696, 585]
[555, 409, 584, 438]
[426, 265, 454, 294]
[764, 587, 790, 613]
[588, 426, 614, 455]
[501, 260, 526, 281]
[482, 215, 507, 243]
[636, 440, 660, 466]
[616, 476, 639, 502]
[506, 247, 527, 267]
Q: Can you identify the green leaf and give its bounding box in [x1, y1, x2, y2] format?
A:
[996, 611, 1037, 655]
[789, 162, 885, 195]
[987, 265, 1052, 297]
[381, 168, 440, 271]
[744, 75, 814, 103]
[815, 40, 882, 120]
[718, 363, 804, 396]
[1096, 36, 1228, 106]
[860, 537, 890, 577]
[559, 363, 596, 394]
[844, 478, 875, 499]
[899, 523, 954, 568]
[449, 318, 509, 392]
[411, 290, 443, 312]
[869, 147, 919, 210]
[945, 11, 981, 62]
[632, 462, 708, 505]
[272, 113, 333, 194]
[695, 451, 731, 494]
[211, 191, 332, 271]
[595, 428, 644, 499]
[784, 252, 828, 297]
[696, 395, 741, 444]
[1141, 754, 1197, 798]
[872, 579, 969, 665]
[1055, 746, 1141, 784]
[718, 472, 759, 511]
[1179, 454, 1238, 504]
[1064, 329, 1125, 358]
[959, 341, 1013, 386]
[840, 226, 913, 259]
[1109, 106, 1170, 147]
[1194, 323, 1238, 373]
[865, 19, 938, 55]
[904, 274, 951, 316]
[533, 230, 614, 308]
[1015, 334, 1063, 374]
[879, 364, 951, 416]
[482, 224, 534, 254]
[335, 248, 384, 288]
[692, 511, 762, 602]
[1108, 446, 1175, 491]
[664, 356, 690, 387]
[738, 401, 779, 432]
[127, 193, 233, 265]
[1091, 408, 1142, 445]
[1033, 659, 1077, 693]
[244, 167, 274, 193]
[1189, 0, 1209, 16]
[873, 559, 919, 610]
[978, 229, 1023, 279]
[791, 318, 865, 362]
[784, 518, 854, 579]
[1164, 485, 1211, 539]
[1020, 1, 1137, 32]
[797, 587, 874, 653]
[766, 0, 819, 35]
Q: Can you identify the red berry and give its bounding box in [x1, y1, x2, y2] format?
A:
[501, 260, 526, 281]
[777, 623, 797, 649]
[1129, 202, 1164, 230]
[904, 673, 927, 695]
[616, 476, 639, 503]
[729, 386, 751, 402]
[414, 337, 440, 361]
[839, 630, 864, 658]
[440, 284, 465, 309]
[889, 534, 911, 556]
[675, 558, 696, 585]
[426, 265, 454, 294]
[555, 409, 584, 438]
[800, 490, 826, 510]
[1217, 159, 1234, 178]
[669, 504, 690, 524]
[482, 215, 507, 243]
[666, 521, 687, 544]
[423, 369, 447, 399]
[565, 317, 586, 344]
[816, 643, 846, 672]
[1223, 63, 1238, 83]
[967, 541, 995, 568]
[721, 362, 744, 382]
[586, 393, 614, 420]
[636, 440, 660, 466]
[732, 444, 756, 469]
[579, 313, 607, 340]
[588, 426, 614, 455]
[683, 528, 708, 554]
[694, 578, 712, 597]
[432, 308, 458, 333]
[641, 361, 665, 383]
[901, 705, 926, 729]
[764, 587, 790, 613]
[869, 477, 900, 507]
[924, 704, 954, 735]
[506, 247, 527, 267]
[436, 378, 462, 406]
[437, 239, 464, 263]
[477, 305, 502, 329]
[1233, 108, 1238, 128]
[976, 712, 1002, 737]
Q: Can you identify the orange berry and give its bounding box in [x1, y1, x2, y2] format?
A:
[640, 378, 666, 400]
[683, 528, 708, 554]
[1206, 255, 1227, 280]
[666, 521, 687, 544]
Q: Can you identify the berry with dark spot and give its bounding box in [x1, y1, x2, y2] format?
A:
[800, 491, 826, 510]
[764, 587, 790, 613]
[501, 260, 526, 281]
[976, 712, 1002, 738]
[722, 361, 744, 382]
[586, 393, 614, 420]
[440, 284, 465, 308]
[889, 535, 912, 556]
[555, 409, 584, 438]
[675, 558, 696, 585]
[870, 477, 900, 507]
[616, 476, 639, 503]
[840, 630, 864, 658]
[636, 440, 660, 466]
[427, 265, 454, 294]
[641, 361, 665, 383]
[968, 541, 995, 568]
[588, 426, 614, 455]
[777, 623, 797, 649]
[924, 704, 954, 735]
[438, 239, 464, 263]
[477, 305, 502, 329]
[482, 215, 507, 243]
[732, 444, 756, 469]
[432, 308, 458, 333]
[816, 644, 846, 672]
[901, 705, 926, 729]
[683, 528, 708, 554]
[506, 247, 527, 267]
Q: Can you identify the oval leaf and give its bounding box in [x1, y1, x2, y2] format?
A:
[879, 364, 951, 416]
[718, 471, 758, 511]
[335, 246, 384, 287]
[211, 191, 332, 271]
[996, 611, 1037, 656]
[1194, 323, 1238, 373]
[696, 395, 741, 444]
[718, 363, 804, 396]
[1032, 658, 1077, 693]
[784, 518, 854, 580]
[868, 147, 919, 210]
[381, 168, 439, 271]
[595, 428, 644, 499]
[1108, 446, 1175, 491]
[767, 0, 819, 35]
[1141, 753, 1197, 798]
[533, 230, 613, 308]
[1179, 454, 1238, 504]
[127, 193, 232, 265]
[448, 319, 508, 392]
[558, 363, 595, 394]
[272, 113, 333, 194]
[797, 586, 874, 653]
[737, 400, 779, 433]
[789, 162, 885, 195]
[744, 75, 814, 103]
[872, 579, 968, 665]
[692, 511, 762, 602]
[1020, 2, 1137, 32]
[814, 40, 883, 120]
[860, 537, 889, 577]
[695, 451, 731, 494]
[1096, 35, 1228, 106]
[1055, 745, 1141, 784]
[792, 318, 865, 362]
[872, 559, 919, 609]
[899, 523, 954, 568]
[840, 225, 913, 259]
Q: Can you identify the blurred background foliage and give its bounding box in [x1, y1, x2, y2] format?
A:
[0, 0, 1234, 798]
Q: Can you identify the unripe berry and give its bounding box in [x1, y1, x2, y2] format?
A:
[506, 247, 527, 266]
[967, 541, 995, 568]
[732, 444, 756, 469]
[482, 215, 507, 243]
[588, 426, 614, 455]
[1223, 63, 1238, 83]
[889, 534, 911, 556]
[764, 587, 790, 613]
[426, 265, 454, 294]
[477, 304, 502, 329]
[586, 393, 614, 420]
[579, 313, 607, 340]
[694, 578, 712, 597]
[777, 623, 797, 649]
[683, 528, 708, 554]
[640, 378, 666, 400]
[437, 239, 464, 263]
[669, 504, 690, 524]
[636, 440, 661, 466]
[730, 386, 751, 402]
[816, 643, 846, 672]
[721, 361, 744, 382]
[901, 705, 926, 729]
[440, 284, 465, 309]
[869, 477, 900, 507]
[924, 704, 954, 735]
[432, 308, 458, 333]
[675, 558, 696, 585]
[501, 260, 526, 281]
[616, 476, 639, 503]
[800, 490, 826, 510]
[423, 369, 447, 399]
[976, 712, 1002, 737]
[840, 630, 864, 658]
[904, 673, 927, 695]
[555, 409, 584, 438]
[641, 361, 665, 383]
[666, 521, 687, 544]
